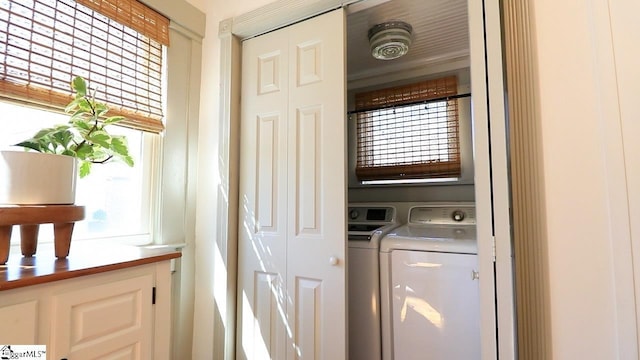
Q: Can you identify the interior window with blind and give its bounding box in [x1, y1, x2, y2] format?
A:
[0, 0, 169, 244]
[354, 76, 461, 184]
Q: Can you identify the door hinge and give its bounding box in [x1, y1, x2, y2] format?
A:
[152, 286, 156, 305]
[492, 236, 496, 262]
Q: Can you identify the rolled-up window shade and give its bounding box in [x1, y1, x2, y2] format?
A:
[0, 0, 168, 133]
[75, 0, 169, 46]
[354, 76, 461, 181]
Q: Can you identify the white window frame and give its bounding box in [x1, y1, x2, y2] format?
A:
[0, 101, 158, 246]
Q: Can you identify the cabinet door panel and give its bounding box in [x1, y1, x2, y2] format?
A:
[51, 274, 153, 359]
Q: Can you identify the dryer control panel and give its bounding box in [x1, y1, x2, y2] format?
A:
[409, 206, 476, 225]
[348, 206, 395, 223]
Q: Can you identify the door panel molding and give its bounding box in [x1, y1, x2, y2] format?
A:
[256, 113, 280, 232]
[296, 41, 323, 87]
[295, 105, 323, 236]
[258, 52, 283, 94]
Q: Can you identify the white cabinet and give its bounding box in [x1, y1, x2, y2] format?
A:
[0, 261, 172, 360]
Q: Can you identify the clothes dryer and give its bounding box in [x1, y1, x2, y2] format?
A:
[379, 203, 480, 360]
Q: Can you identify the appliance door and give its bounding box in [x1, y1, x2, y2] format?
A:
[388, 249, 480, 360]
[348, 245, 382, 360]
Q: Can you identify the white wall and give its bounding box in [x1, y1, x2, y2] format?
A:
[182, 1, 277, 359]
[608, 3, 640, 353]
[530, 0, 638, 358]
[139, 1, 205, 358]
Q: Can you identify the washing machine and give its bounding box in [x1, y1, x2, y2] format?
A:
[379, 203, 480, 360]
[348, 203, 400, 360]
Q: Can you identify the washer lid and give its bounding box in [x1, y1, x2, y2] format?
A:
[380, 224, 477, 254]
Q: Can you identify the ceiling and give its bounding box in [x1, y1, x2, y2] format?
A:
[346, 0, 469, 84]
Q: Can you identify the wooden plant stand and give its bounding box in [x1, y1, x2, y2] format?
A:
[0, 205, 85, 264]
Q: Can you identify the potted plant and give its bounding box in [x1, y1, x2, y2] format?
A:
[0, 76, 134, 205]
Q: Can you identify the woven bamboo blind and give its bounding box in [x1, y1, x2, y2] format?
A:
[354, 76, 461, 181]
[76, 0, 169, 46]
[0, 0, 168, 133]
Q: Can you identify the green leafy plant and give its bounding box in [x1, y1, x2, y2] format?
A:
[15, 76, 134, 178]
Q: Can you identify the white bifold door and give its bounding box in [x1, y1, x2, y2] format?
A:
[237, 9, 347, 360]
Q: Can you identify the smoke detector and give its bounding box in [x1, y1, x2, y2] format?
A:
[368, 21, 413, 60]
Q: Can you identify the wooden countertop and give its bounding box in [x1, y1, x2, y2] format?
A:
[0, 241, 182, 291]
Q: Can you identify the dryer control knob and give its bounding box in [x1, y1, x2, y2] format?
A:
[452, 210, 465, 222]
[349, 210, 359, 220]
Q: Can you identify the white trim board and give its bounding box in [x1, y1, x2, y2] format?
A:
[224, 0, 360, 39]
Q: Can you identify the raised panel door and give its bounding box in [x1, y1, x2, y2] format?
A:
[238, 9, 346, 360]
[50, 274, 154, 359]
[286, 10, 346, 360]
[238, 26, 289, 360]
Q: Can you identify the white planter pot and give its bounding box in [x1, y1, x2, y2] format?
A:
[0, 151, 77, 205]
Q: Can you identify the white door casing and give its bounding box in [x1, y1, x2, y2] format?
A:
[237, 9, 347, 360]
[469, 0, 515, 358]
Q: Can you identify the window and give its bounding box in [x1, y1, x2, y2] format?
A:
[354, 76, 462, 183]
[0, 101, 155, 244]
[0, 0, 168, 132]
[0, 0, 168, 244]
